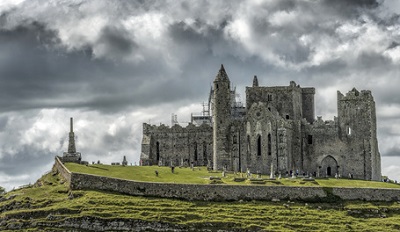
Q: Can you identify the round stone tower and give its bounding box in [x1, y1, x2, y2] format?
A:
[212, 64, 231, 170]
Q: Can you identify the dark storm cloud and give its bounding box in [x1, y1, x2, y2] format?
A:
[0, 22, 92, 110]
[102, 126, 133, 152]
[0, 0, 396, 115]
[383, 147, 400, 157]
[0, 20, 208, 113]
[97, 25, 137, 60]
[323, 0, 380, 10]
[0, 145, 55, 176]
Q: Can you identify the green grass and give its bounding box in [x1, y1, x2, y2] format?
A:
[65, 163, 400, 189]
[1, 171, 400, 231]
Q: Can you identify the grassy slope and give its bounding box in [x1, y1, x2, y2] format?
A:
[1, 171, 400, 231]
[65, 163, 400, 188]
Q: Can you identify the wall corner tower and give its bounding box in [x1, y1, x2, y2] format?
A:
[337, 88, 381, 181]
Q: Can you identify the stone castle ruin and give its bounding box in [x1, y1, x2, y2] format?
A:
[140, 65, 381, 181]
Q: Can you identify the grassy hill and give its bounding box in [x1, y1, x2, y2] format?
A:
[1, 170, 400, 231]
[65, 163, 400, 189]
[2, 163, 400, 231]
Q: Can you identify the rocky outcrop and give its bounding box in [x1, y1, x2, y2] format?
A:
[0, 214, 251, 231]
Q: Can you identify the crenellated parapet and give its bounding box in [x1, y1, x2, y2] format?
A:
[143, 122, 212, 134]
[338, 88, 374, 101]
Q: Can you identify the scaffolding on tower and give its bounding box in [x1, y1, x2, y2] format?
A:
[190, 87, 213, 126]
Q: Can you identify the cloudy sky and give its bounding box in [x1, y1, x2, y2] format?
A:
[0, 0, 400, 190]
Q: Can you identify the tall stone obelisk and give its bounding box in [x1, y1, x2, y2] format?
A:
[68, 117, 76, 154]
[61, 117, 82, 163]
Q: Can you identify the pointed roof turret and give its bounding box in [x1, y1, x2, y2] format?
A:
[215, 64, 229, 82]
[253, 75, 259, 87]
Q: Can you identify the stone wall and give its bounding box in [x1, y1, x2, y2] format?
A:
[332, 188, 400, 201]
[68, 170, 400, 202]
[53, 156, 72, 183]
[141, 123, 213, 167]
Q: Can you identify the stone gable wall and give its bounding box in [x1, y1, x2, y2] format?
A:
[141, 123, 213, 167]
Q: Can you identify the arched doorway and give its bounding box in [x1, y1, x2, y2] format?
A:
[321, 155, 338, 177]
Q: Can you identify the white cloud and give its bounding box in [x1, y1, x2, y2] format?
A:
[382, 156, 400, 181]
[0, 0, 26, 14]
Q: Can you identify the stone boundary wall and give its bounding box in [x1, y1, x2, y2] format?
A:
[53, 157, 72, 183]
[53, 160, 400, 202]
[331, 188, 400, 201]
[68, 171, 400, 202]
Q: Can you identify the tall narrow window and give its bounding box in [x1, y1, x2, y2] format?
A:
[246, 135, 251, 163]
[156, 141, 160, 161]
[268, 94, 273, 101]
[268, 134, 271, 156]
[308, 135, 313, 144]
[233, 134, 237, 144]
[247, 135, 251, 154]
[194, 142, 198, 161]
[203, 141, 207, 164]
[257, 135, 262, 156]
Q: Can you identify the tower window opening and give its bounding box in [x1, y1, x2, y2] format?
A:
[347, 126, 352, 135]
[308, 135, 313, 144]
[286, 115, 290, 120]
[257, 135, 262, 156]
[267, 94, 273, 101]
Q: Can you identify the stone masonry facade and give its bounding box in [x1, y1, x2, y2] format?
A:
[140, 65, 381, 181]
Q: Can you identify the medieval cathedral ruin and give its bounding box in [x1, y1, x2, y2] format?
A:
[141, 65, 381, 181]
